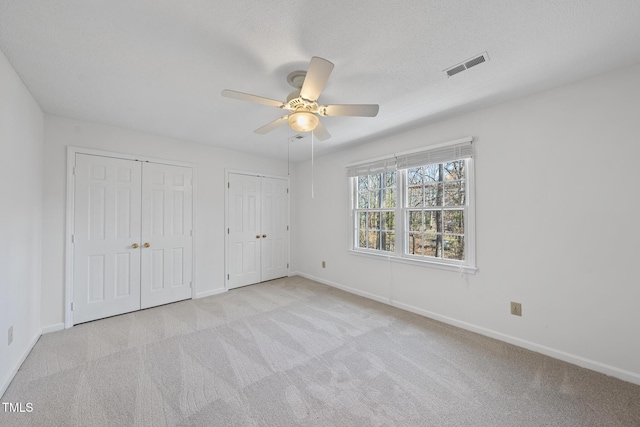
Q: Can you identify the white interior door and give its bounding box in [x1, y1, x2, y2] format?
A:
[227, 174, 261, 289]
[72, 154, 142, 324]
[261, 177, 289, 281]
[140, 162, 193, 309]
[227, 173, 289, 289]
[72, 153, 194, 324]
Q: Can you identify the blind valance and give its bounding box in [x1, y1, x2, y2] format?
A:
[346, 137, 473, 177]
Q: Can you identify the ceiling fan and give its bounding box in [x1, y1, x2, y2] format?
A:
[221, 57, 379, 140]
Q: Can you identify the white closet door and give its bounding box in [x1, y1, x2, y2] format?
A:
[261, 177, 289, 281]
[140, 162, 193, 309]
[227, 174, 261, 289]
[73, 154, 142, 324]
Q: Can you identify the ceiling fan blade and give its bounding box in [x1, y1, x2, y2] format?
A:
[221, 89, 284, 108]
[254, 116, 289, 134]
[312, 119, 331, 140]
[300, 57, 334, 101]
[322, 104, 379, 117]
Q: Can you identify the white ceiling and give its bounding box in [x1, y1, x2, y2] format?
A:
[1, 1, 640, 162]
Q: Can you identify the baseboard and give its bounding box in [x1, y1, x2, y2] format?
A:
[293, 272, 640, 386]
[0, 332, 40, 399]
[41, 323, 65, 334]
[195, 287, 226, 299]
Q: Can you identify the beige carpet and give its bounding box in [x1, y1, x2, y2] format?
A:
[2, 276, 639, 426]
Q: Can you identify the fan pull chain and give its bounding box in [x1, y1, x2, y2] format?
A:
[311, 131, 315, 199]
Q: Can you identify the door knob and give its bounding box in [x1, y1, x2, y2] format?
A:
[256, 235, 261, 239]
[144, 242, 150, 248]
[262, 234, 267, 238]
[131, 243, 139, 249]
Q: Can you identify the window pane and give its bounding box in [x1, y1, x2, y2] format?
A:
[444, 235, 464, 260]
[444, 161, 465, 181]
[368, 231, 380, 249]
[369, 190, 381, 209]
[383, 172, 396, 188]
[358, 176, 369, 191]
[407, 168, 423, 185]
[358, 191, 369, 208]
[381, 212, 395, 231]
[382, 232, 395, 252]
[444, 181, 465, 206]
[424, 211, 440, 233]
[359, 230, 366, 248]
[424, 233, 440, 257]
[408, 186, 423, 207]
[370, 173, 381, 189]
[359, 212, 366, 230]
[424, 164, 442, 182]
[424, 183, 442, 206]
[408, 211, 423, 232]
[443, 210, 464, 234]
[367, 212, 380, 230]
[383, 189, 396, 208]
[408, 233, 423, 255]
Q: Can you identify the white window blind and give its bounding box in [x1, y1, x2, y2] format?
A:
[346, 137, 473, 176]
[346, 156, 396, 177]
[395, 139, 473, 170]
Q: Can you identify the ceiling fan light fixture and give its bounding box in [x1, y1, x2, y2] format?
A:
[288, 110, 318, 132]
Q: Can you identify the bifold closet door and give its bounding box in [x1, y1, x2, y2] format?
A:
[227, 173, 289, 289]
[73, 154, 142, 324]
[73, 154, 193, 324]
[140, 162, 193, 309]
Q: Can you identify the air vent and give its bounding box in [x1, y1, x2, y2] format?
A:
[444, 52, 489, 77]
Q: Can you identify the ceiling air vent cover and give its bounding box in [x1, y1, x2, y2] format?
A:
[445, 52, 489, 77]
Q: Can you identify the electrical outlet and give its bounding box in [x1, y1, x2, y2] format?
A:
[8, 325, 13, 345]
[510, 302, 522, 316]
[322, 261, 326, 268]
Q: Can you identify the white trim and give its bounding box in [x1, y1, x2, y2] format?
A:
[294, 273, 640, 386]
[65, 146, 196, 328]
[195, 287, 227, 299]
[347, 249, 478, 274]
[41, 323, 65, 334]
[0, 333, 40, 399]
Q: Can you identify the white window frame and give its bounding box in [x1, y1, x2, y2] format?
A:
[348, 137, 477, 274]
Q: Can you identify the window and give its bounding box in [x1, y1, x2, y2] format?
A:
[348, 138, 476, 272]
[355, 172, 396, 252]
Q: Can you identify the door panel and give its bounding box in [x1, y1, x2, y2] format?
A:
[140, 162, 193, 309]
[261, 177, 289, 281]
[73, 154, 142, 324]
[228, 174, 261, 289]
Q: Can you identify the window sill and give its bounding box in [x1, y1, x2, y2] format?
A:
[348, 249, 477, 275]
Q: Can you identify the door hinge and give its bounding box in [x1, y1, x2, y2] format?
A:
[71, 234, 74, 243]
[287, 188, 289, 193]
[228, 182, 230, 188]
[287, 263, 289, 268]
[70, 302, 74, 311]
[227, 274, 230, 280]
[72, 167, 76, 176]
[190, 281, 192, 288]
[190, 230, 193, 237]
[287, 225, 289, 231]
[227, 228, 230, 234]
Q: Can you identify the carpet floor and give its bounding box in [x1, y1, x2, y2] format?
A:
[1, 276, 639, 426]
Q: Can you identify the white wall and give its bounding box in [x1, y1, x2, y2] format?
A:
[41, 116, 289, 330]
[291, 63, 640, 384]
[0, 49, 44, 396]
